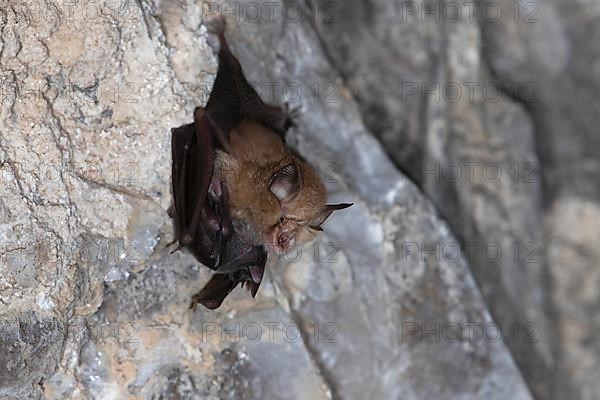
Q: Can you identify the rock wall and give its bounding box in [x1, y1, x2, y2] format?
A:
[308, 0, 600, 399]
[0, 0, 595, 399]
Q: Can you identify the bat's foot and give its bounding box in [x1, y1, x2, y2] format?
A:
[165, 235, 184, 254]
[166, 239, 189, 254]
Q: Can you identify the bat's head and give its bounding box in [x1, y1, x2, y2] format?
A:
[268, 157, 352, 253]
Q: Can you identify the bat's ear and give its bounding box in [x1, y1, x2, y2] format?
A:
[307, 203, 353, 230]
[269, 161, 302, 203]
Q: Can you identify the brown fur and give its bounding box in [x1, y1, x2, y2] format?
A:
[216, 120, 326, 251]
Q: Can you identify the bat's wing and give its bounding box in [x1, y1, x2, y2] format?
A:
[171, 122, 202, 248]
[191, 244, 267, 310]
[171, 110, 232, 269]
[205, 28, 293, 141]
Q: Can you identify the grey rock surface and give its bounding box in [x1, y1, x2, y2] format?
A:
[2, 0, 592, 399]
[309, 0, 600, 399]
[480, 3, 600, 397]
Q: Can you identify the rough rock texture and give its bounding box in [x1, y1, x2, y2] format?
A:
[480, 3, 600, 397]
[0, 0, 591, 399]
[308, 0, 600, 399]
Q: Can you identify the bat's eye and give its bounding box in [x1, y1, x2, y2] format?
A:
[279, 216, 285, 223]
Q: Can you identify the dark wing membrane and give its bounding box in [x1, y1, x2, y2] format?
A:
[171, 122, 201, 247]
[191, 244, 268, 310]
[190, 274, 237, 310]
[205, 29, 293, 140]
[171, 115, 226, 269]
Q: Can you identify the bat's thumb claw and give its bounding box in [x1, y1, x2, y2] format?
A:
[284, 103, 300, 128]
[169, 242, 185, 255]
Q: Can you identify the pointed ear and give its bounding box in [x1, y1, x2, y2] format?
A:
[307, 203, 353, 230]
[269, 161, 302, 203]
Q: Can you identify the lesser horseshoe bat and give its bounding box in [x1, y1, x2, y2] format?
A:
[170, 24, 352, 310]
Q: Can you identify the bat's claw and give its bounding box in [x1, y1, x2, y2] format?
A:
[190, 292, 207, 311]
[169, 240, 188, 254]
[283, 103, 300, 130]
[284, 102, 299, 116]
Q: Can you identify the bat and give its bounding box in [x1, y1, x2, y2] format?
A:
[170, 23, 352, 310]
